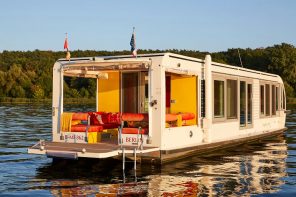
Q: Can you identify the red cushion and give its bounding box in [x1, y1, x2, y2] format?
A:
[122, 127, 148, 134]
[72, 113, 89, 121]
[109, 113, 121, 124]
[179, 113, 195, 120]
[166, 114, 178, 122]
[102, 123, 121, 129]
[71, 125, 103, 132]
[122, 113, 148, 122]
[89, 112, 100, 125]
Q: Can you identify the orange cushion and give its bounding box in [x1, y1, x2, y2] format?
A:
[72, 113, 89, 121]
[122, 127, 148, 134]
[179, 113, 195, 120]
[166, 114, 178, 122]
[122, 113, 148, 122]
[71, 125, 103, 132]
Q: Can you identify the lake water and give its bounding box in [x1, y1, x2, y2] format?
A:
[0, 104, 295, 196]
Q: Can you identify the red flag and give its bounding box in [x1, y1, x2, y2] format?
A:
[64, 37, 68, 51]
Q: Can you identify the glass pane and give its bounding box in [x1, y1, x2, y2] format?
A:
[227, 79, 237, 119]
[272, 85, 276, 115]
[240, 81, 246, 127]
[214, 80, 224, 118]
[265, 84, 270, 116]
[283, 89, 286, 110]
[276, 87, 279, 111]
[247, 84, 252, 124]
[122, 73, 138, 113]
[260, 85, 265, 115]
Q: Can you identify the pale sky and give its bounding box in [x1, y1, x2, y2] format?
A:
[0, 0, 295, 52]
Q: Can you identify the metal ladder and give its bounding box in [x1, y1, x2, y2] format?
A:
[119, 126, 143, 172]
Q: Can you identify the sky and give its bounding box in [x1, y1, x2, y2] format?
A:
[0, 0, 295, 52]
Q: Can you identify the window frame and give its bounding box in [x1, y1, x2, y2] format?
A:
[260, 80, 281, 118]
[260, 84, 265, 117]
[226, 78, 238, 120]
[213, 76, 226, 122]
[239, 78, 253, 129]
[212, 74, 239, 123]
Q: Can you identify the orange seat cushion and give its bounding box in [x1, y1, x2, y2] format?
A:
[165, 114, 178, 122]
[72, 113, 89, 121]
[179, 113, 195, 120]
[71, 125, 103, 132]
[122, 127, 148, 134]
[122, 113, 148, 122]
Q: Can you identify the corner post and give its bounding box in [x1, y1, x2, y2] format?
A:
[52, 62, 63, 142]
[204, 54, 212, 142]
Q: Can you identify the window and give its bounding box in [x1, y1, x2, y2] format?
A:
[227, 79, 237, 119]
[265, 84, 270, 116]
[260, 85, 265, 115]
[276, 86, 279, 111]
[240, 81, 246, 127]
[283, 88, 286, 110]
[247, 84, 252, 124]
[214, 80, 224, 118]
[272, 85, 276, 115]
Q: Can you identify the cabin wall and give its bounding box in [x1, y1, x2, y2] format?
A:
[97, 72, 120, 112]
[162, 126, 203, 150]
[170, 75, 197, 125]
[209, 64, 286, 143]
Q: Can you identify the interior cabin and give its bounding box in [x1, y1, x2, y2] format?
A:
[29, 53, 287, 163]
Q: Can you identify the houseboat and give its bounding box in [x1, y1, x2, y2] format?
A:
[28, 53, 287, 164]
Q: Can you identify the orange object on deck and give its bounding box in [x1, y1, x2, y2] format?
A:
[122, 127, 148, 134]
[122, 113, 148, 122]
[71, 125, 103, 132]
[179, 113, 195, 120]
[72, 113, 89, 121]
[165, 114, 178, 122]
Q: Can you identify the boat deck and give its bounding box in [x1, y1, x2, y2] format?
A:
[28, 141, 159, 159]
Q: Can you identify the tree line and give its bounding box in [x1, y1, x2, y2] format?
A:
[0, 43, 295, 99]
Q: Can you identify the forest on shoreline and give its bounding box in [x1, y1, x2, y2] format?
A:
[0, 43, 295, 101]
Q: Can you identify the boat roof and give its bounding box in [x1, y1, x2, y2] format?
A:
[57, 52, 280, 79]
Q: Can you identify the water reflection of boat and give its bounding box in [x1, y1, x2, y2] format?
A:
[35, 135, 287, 196]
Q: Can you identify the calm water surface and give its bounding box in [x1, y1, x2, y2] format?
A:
[0, 104, 295, 196]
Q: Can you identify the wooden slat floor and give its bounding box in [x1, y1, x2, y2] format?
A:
[32, 141, 156, 154]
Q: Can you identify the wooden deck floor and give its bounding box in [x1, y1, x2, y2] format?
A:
[42, 141, 120, 153]
[30, 141, 158, 155]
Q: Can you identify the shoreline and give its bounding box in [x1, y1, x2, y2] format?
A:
[1, 97, 296, 106]
[0, 97, 96, 104]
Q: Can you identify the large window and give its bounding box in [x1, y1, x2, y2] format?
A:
[265, 84, 270, 116]
[214, 80, 224, 118]
[240, 81, 246, 127]
[247, 84, 252, 124]
[260, 85, 265, 115]
[272, 85, 276, 115]
[276, 86, 279, 111]
[283, 87, 286, 110]
[227, 79, 237, 119]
